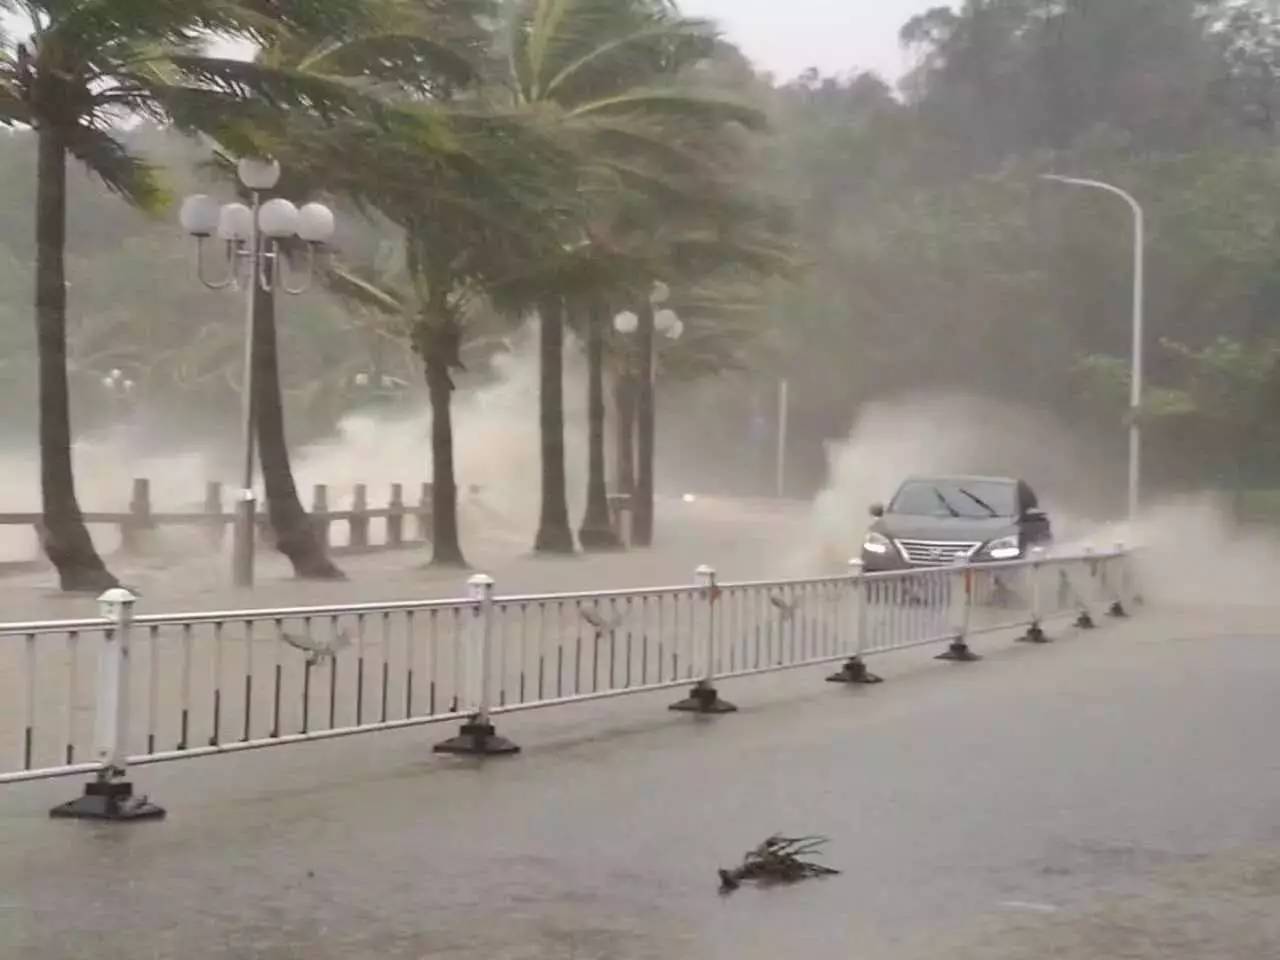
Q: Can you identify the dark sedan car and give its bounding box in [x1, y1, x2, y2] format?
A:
[860, 475, 1052, 573]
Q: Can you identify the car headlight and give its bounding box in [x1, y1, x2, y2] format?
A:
[985, 535, 1021, 560]
[863, 531, 891, 555]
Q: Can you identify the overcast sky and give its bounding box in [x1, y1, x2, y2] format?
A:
[683, 0, 946, 82]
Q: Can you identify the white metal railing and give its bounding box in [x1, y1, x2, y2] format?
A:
[0, 548, 1136, 812]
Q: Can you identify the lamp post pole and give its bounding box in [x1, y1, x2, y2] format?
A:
[1041, 174, 1145, 524]
[614, 286, 683, 547]
[232, 189, 262, 588]
[180, 158, 336, 587]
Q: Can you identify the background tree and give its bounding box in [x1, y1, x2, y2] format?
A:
[502, 0, 767, 552]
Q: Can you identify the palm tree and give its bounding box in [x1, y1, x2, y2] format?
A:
[199, 1, 493, 579]
[319, 106, 573, 567]
[503, 0, 765, 555]
[579, 297, 621, 549]
[0, 0, 385, 590]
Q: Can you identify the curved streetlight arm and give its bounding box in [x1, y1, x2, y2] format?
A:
[1040, 173, 1145, 523]
[1040, 174, 1142, 220]
[267, 241, 318, 296]
[194, 237, 239, 290]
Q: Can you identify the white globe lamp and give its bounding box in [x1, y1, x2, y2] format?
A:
[258, 198, 300, 239]
[298, 202, 336, 243]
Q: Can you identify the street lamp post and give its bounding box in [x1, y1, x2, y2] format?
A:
[614, 284, 684, 547]
[178, 158, 336, 587]
[100, 368, 135, 420]
[1040, 174, 1145, 524]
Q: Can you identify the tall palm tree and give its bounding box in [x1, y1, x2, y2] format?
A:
[319, 106, 573, 567]
[201, 0, 493, 579]
[503, 0, 765, 555]
[0, 0, 385, 590]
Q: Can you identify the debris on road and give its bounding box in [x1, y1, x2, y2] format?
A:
[718, 835, 840, 892]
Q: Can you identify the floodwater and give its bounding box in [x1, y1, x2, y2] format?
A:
[1, 603, 1278, 959]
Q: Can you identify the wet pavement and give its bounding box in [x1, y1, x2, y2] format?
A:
[2, 602, 1278, 958]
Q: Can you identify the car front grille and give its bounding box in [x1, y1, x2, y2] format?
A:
[894, 539, 981, 566]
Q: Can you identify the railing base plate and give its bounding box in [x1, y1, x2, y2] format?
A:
[827, 657, 884, 684]
[433, 720, 520, 756]
[1108, 602, 1129, 618]
[49, 779, 165, 822]
[1019, 624, 1050, 644]
[936, 641, 981, 662]
[1076, 612, 1097, 630]
[669, 683, 737, 714]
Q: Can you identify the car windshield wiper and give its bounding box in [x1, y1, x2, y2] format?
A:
[957, 487, 999, 517]
[932, 487, 960, 517]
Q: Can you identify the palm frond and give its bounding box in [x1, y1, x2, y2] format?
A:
[163, 55, 380, 121]
[568, 88, 766, 131]
[326, 263, 407, 316]
[0, 75, 30, 127]
[64, 122, 170, 213]
[285, 32, 479, 93]
[46, 0, 283, 56]
[540, 17, 717, 103]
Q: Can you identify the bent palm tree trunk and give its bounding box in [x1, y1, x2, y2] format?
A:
[535, 296, 574, 554]
[633, 301, 656, 547]
[424, 332, 465, 567]
[253, 276, 344, 579]
[579, 299, 621, 551]
[35, 125, 116, 592]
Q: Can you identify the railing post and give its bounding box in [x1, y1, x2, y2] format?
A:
[50, 589, 164, 821]
[670, 565, 737, 713]
[434, 574, 520, 755]
[386, 483, 405, 547]
[204, 481, 225, 551]
[1074, 548, 1098, 629]
[828, 561, 883, 684]
[417, 482, 433, 542]
[349, 484, 369, 549]
[121, 477, 152, 554]
[1106, 542, 1130, 618]
[937, 565, 981, 661]
[1020, 549, 1050, 643]
[311, 484, 330, 548]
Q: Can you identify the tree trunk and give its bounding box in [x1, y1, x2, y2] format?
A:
[535, 296, 575, 554]
[253, 273, 344, 579]
[633, 301, 656, 547]
[614, 374, 636, 497]
[34, 125, 117, 592]
[579, 300, 621, 551]
[425, 343, 465, 567]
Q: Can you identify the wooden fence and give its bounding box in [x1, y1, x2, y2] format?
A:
[0, 478, 434, 573]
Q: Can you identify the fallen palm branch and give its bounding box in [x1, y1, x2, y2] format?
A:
[718, 835, 840, 891]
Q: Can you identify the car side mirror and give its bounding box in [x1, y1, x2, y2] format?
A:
[869, 503, 885, 518]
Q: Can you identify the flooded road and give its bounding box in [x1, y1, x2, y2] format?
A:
[2, 604, 1278, 959]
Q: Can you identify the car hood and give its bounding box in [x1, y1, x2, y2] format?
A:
[872, 514, 1017, 543]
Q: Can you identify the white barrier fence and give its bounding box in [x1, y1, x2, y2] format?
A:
[0, 549, 1135, 818]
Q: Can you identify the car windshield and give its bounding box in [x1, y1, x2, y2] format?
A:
[889, 480, 1018, 519]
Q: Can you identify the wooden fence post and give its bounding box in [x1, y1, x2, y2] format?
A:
[417, 482, 433, 542]
[204, 481, 224, 550]
[350, 483, 369, 549]
[311, 484, 330, 547]
[121, 477, 153, 553]
[387, 483, 404, 547]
